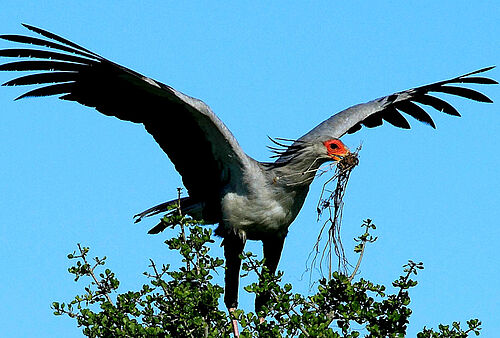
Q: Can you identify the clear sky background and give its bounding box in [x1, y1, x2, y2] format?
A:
[0, 2, 498, 337]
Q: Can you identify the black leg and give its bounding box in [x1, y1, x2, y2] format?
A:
[223, 232, 246, 309]
[223, 232, 246, 337]
[255, 235, 286, 313]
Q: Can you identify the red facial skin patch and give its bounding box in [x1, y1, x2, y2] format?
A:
[323, 139, 350, 161]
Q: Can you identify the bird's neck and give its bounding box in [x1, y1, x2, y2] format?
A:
[268, 153, 326, 189]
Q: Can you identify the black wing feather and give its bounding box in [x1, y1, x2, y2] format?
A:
[395, 101, 436, 128]
[0, 34, 99, 59]
[15, 82, 74, 100]
[382, 106, 411, 129]
[21, 24, 99, 57]
[362, 112, 384, 128]
[0, 60, 89, 72]
[452, 76, 498, 85]
[0, 49, 94, 64]
[412, 95, 461, 117]
[430, 85, 493, 103]
[347, 122, 362, 134]
[3, 71, 77, 86]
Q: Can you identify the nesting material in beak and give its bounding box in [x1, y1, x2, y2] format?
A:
[337, 151, 359, 169]
[311, 145, 361, 278]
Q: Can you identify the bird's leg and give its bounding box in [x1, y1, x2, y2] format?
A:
[223, 232, 246, 337]
[255, 236, 286, 322]
[228, 308, 240, 337]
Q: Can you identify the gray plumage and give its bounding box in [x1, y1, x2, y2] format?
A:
[0, 24, 496, 315]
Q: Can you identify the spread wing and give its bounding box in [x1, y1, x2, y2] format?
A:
[0, 24, 249, 216]
[298, 66, 496, 142]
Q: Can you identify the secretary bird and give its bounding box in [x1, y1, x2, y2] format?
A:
[0, 24, 496, 336]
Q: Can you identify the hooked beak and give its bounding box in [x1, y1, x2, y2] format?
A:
[330, 146, 350, 161]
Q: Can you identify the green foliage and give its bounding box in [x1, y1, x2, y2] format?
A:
[417, 319, 482, 338]
[52, 215, 481, 337]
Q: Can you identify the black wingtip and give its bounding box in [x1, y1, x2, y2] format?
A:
[462, 65, 496, 78]
[21, 23, 35, 31]
[14, 92, 33, 100]
[21, 24, 52, 38]
[479, 65, 495, 72]
[16, 23, 99, 58]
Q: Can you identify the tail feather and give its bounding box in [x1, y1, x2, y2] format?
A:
[148, 220, 171, 235]
[133, 197, 190, 223]
[134, 197, 204, 234]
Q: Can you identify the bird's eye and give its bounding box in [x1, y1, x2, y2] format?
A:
[329, 143, 339, 150]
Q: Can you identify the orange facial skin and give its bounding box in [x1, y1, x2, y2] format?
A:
[323, 139, 350, 161]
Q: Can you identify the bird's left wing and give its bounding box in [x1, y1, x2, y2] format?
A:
[0, 24, 249, 211]
[298, 67, 496, 142]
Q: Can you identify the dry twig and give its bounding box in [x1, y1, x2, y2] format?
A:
[309, 146, 361, 279]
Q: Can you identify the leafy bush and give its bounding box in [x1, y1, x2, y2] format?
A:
[52, 216, 481, 337]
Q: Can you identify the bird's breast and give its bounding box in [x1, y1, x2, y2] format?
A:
[220, 182, 308, 240]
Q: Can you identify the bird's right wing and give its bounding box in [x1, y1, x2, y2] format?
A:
[298, 67, 496, 142]
[0, 24, 250, 218]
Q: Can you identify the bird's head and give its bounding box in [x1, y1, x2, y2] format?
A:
[322, 138, 350, 161]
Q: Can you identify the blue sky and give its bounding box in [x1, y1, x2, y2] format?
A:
[0, 2, 498, 337]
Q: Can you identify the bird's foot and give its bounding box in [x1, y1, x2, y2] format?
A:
[229, 308, 240, 337]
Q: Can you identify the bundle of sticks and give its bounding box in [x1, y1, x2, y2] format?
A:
[312, 146, 360, 278]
